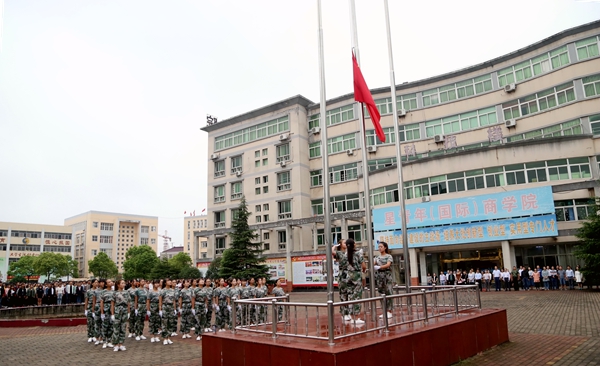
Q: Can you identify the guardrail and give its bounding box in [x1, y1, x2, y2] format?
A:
[232, 285, 480, 345]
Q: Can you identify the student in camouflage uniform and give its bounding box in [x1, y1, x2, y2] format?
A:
[204, 278, 214, 331]
[178, 279, 194, 338]
[159, 279, 177, 345]
[193, 278, 208, 340]
[213, 278, 231, 331]
[255, 278, 268, 323]
[237, 279, 252, 326]
[374, 241, 394, 319]
[92, 279, 105, 345]
[172, 281, 181, 336]
[100, 279, 115, 348]
[127, 280, 137, 338]
[111, 279, 131, 351]
[271, 279, 286, 322]
[147, 280, 161, 343]
[134, 279, 148, 340]
[85, 279, 98, 343]
[248, 278, 257, 324]
[333, 238, 365, 324]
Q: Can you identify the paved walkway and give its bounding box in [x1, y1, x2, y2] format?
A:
[0, 289, 598, 365]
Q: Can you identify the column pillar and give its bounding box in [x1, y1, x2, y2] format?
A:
[211, 234, 217, 259]
[341, 218, 348, 240]
[285, 225, 293, 292]
[501, 241, 515, 270]
[409, 248, 419, 286]
[419, 250, 427, 285]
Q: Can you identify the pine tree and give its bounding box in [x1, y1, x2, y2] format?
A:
[219, 196, 269, 280]
[575, 201, 600, 286]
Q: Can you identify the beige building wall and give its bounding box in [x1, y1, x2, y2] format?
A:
[64, 211, 158, 277]
[183, 215, 208, 264]
[0, 222, 74, 281]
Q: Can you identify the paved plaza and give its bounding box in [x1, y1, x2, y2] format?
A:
[0, 290, 598, 365]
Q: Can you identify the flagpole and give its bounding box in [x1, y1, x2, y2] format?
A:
[317, 0, 335, 302]
[384, 0, 411, 292]
[349, 0, 376, 299]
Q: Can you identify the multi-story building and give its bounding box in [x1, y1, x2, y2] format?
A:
[64, 211, 158, 277]
[160, 246, 183, 260]
[183, 215, 208, 265]
[0, 222, 74, 281]
[199, 21, 600, 286]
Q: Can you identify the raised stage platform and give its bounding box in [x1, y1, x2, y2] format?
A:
[203, 307, 508, 366]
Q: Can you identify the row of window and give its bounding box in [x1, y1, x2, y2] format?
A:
[188, 219, 208, 230]
[214, 201, 291, 227]
[214, 171, 292, 203]
[214, 116, 289, 151]
[214, 143, 291, 178]
[310, 163, 359, 187]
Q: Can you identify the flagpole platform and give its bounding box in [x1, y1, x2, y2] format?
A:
[202, 308, 508, 366]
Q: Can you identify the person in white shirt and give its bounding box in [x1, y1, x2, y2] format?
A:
[439, 272, 447, 286]
[56, 284, 65, 305]
[483, 270, 492, 292]
[475, 269, 483, 290]
[575, 266, 583, 290]
[492, 266, 502, 291]
[565, 266, 575, 290]
[502, 269, 511, 291]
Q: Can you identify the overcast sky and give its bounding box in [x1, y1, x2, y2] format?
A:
[0, 0, 598, 250]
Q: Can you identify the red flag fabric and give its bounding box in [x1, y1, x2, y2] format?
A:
[352, 53, 385, 142]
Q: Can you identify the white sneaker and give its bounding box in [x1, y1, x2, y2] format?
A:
[205, 328, 211, 333]
[353, 318, 365, 325]
[88, 337, 93, 343]
[107, 343, 114, 348]
[113, 346, 119, 352]
[92, 337, 96, 342]
[190, 327, 195, 331]
[196, 336, 201, 341]
[167, 339, 173, 344]
[102, 343, 107, 349]
[343, 315, 352, 322]
[94, 340, 101, 346]
[128, 333, 133, 338]
[150, 337, 155, 343]
[387, 312, 393, 319]
[182, 334, 187, 339]
[140, 335, 147, 340]
[119, 346, 126, 351]
[135, 336, 140, 341]
[163, 339, 168, 345]
[171, 332, 177, 336]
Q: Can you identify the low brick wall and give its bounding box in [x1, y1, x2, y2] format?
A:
[0, 304, 85, 319]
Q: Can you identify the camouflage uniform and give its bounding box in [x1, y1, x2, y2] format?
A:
[248, 286, 257, 324]
[193, 287, 207, 336]
[101, 288, 115, 341]
[127, 287, 137, 335]
[204, 286, 214, 328]
[160, 288, 177, 338]
[255, 286, 267, 323]
[213, 287, 230, 330]
[375, 253, 394, 311]
[85, 287, 95, 338]
[271, 286, 285, 321]
[174, 286, 181, 332]
[335, 250, 364, 316]
[111, 290, 131, 345]
[94, 288, 104, 339]
[179, 287, 194, 334]
[238, 285, 252, 325]
[229, 286, 241, 328]
[135, 287, 148, 337]
[147, 290, 161, 337]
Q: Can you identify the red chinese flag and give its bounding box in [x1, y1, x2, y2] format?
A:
[353, 52, 385, 142]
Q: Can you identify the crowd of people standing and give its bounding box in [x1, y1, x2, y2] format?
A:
[0, 281, 86, 308]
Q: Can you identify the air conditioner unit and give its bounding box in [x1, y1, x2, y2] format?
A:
[210, 153, 220, 160]
[434, 134, 445, 143]
[505, 119, 517, 128]
[235, 171, 242, 177]
[422, 196, 431, 203]
[310, 127, 321, 134]
[504, 83, 516, 93]
[279, 133, 290, 141]
[398, 109, 407, 117]
[346, 149, 354, 156]
[367, 145, 377, 153]
[280, 161, 287, 168]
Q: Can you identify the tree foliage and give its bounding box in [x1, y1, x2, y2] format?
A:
[219, 197, 269, 279]
[35, 253, 74, 280]
[8, 256, 37, 281]
[169, 252, 193, 273]
[575, 203, 600, 285]
[123, 245, 159, 280]
[179, 266, 201, 279]
[88, 252, 118, 279]
[205, 257, 221, 280]
[150, 257, 178, 280]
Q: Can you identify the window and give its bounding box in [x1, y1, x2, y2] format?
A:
[331, 194, 360, 213]
[311, 199, 323, 215]
[255, 150, 260, 158]
[255, 187, 261, 195]
[216, 237, 226, 255]
[329, 163, 358, 184]
[99, 235, 113, 244]
[366, 127, 396, 146]
[347, 225, 363, 242]
[276, 143, 290, 163]
[92, 235, 98, 242]
[264, 232, 270, 240]
[255, 177, 261, 185]
[308, 114, 320, 129]
[326, 105, 354, 126]
[397, 93, 418, 111]
[263, 204, 269, 211]
[151, 226, 156, 232]
[231, 209, 240, 222]
[141, 226, 149, 233]
[370, 185, 398, 206]
[263, 214, 270, 222]
[263, 176, 268, 183]
[317, 227, 342, 246]
[151, 238, 156, 245]
[583, 74, 600, 98]
[214, 160, 225, 178]
[550, 46, 569, 69]
[310, 170, 323, 187]
[141, 238, 149, 245]
[576, 36, 599, 61]
[255, 205, 261, 212]
[399, 123, 421, 142]
[368, 158, 397, 172]
[231, 156, 242, 174]
[278, 200, 292, 219]
[215, 211, 225, 228]
[214, 185, 225, 203]
[92, 222, 99, 228]
[263, 186, 269, 194]
[423, 74, 493, 105]
[425, 107, 498, 137]
[91, 249, 97, 256]
[256, 216, 262, 223]
[214, 116, 289, 151]
[262, 158, 268, 166]
[277, 171, 291, 191]
[327, 133, 356, 154]
[502, 82, 575, 120]
[278, 231, 287, 251]
[555, 199, 595, 221]
[231, 182, 243, 200]
[309, 142, 321, 158]
[262, 148, 268, 156]
[201, 241, 208, 248]
[100, 223, 114, 231]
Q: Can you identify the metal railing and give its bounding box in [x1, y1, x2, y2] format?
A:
[232, 285, 480, 345]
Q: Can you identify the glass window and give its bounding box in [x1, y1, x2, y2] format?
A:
[310, 170, 323, 187]
[231, 182, 243, 200]
[277, 171, 291, 191]
[576, 36, 600, 61]
[309, 142, 321, 158]
[582, 74, 600, 98]
[278, 201, 292, 219]
[214, 185, 225, 203]
[231, 156, 242, 174]
[276, 143, 290, 163]
[215, 116, 289, 151]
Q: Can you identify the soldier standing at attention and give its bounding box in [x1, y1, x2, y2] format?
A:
[159, 279, 177, 345]
[111, 279, 131, 351]
[271, 279, 286, 322]
[238, 279, 252, 326]
[374, 241, 393, 319]
[255, 278, 268, 324]
[193, 278, 208, 340]
[147, 280, 161, 343]
[100, 279, 115, 349]
[127, 280, 137, 338]
[85, 279, 98, 343]
[178, 279, 194, 339]
[333, 238, 365, 324]
[248, 278, 257, 324]
[213, 278, 231, 332]
[204, 278, 214, 332]
[134, 279, 148, 341]
[92, 279, 105, 345]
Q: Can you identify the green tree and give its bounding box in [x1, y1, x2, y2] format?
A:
[205, 257, 221, 280]
[150, 257, 178, 280]
[179, 266, 201, 279]
[169, 252, 193, 273]
[53, 254, 78, 279]
[88, 252, 118, 279]
[35, 252, 67, 280]
[123, 245, 159, 280]
[219, 196, 269, 279]
[8, 256, 38, 281]
[575, 202, 600, 285]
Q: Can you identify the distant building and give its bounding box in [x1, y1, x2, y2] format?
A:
[183, 215, 208, 266]
[161, 246, 183, 260]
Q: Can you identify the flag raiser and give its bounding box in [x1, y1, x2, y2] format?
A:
[352, 52, 385, 142]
